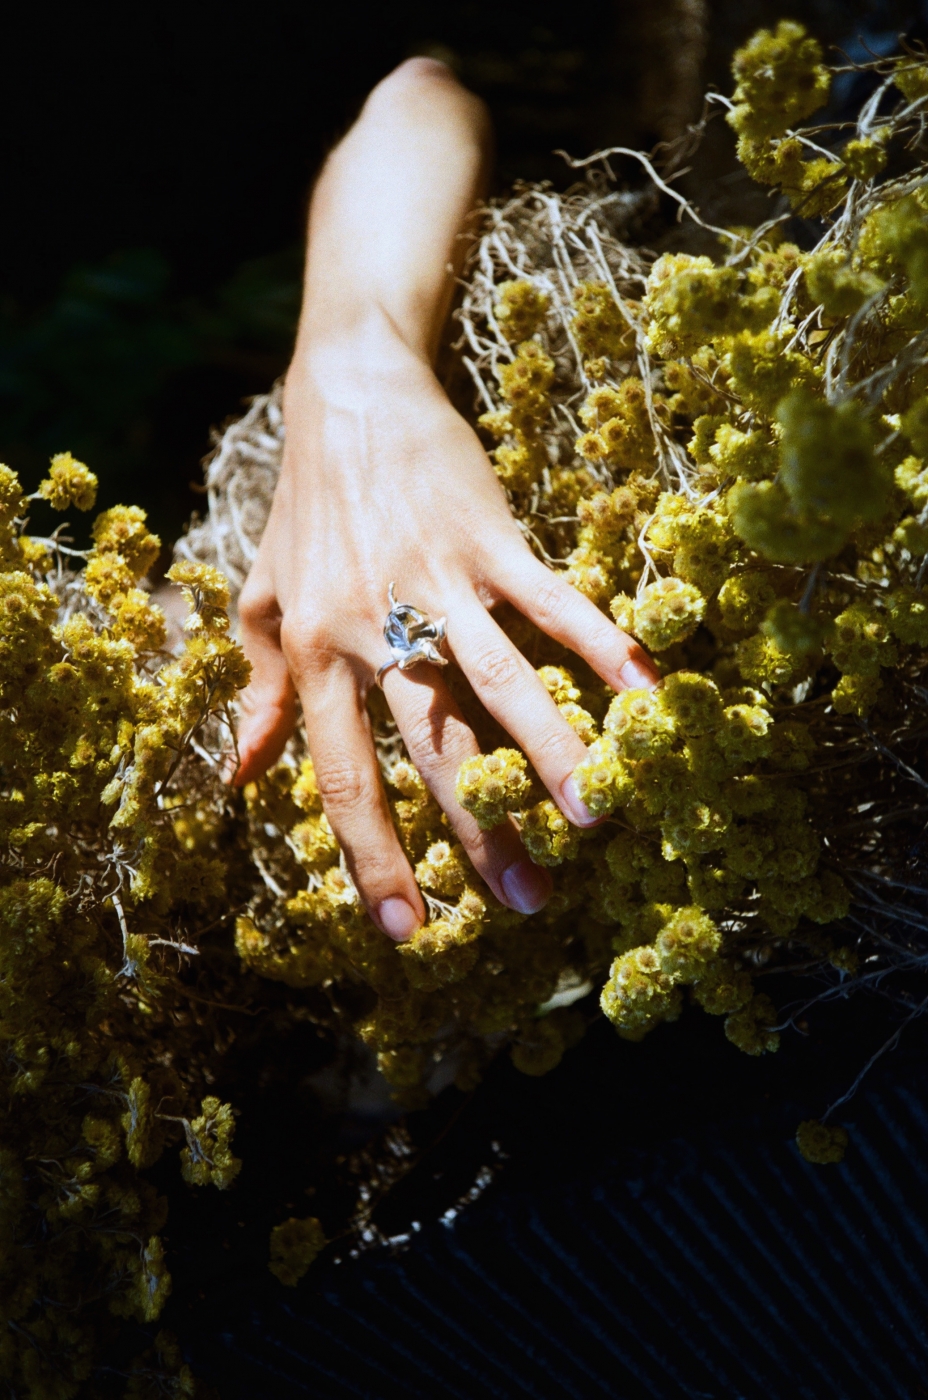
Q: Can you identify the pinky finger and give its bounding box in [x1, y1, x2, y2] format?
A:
[236, 579, 300, 785]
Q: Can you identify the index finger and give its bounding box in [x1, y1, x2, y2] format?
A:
[497, 553, 658, 693]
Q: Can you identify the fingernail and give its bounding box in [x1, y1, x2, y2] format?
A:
[560, 776, 601, 828]
[500, 858, 552, 915]
[620, 658, 659, 691]
[377, 897, 421, 942]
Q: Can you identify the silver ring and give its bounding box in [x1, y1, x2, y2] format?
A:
[375, 582, 449, 688]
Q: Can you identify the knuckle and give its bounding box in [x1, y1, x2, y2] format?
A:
[353, 846, 405, 895]
[531, 577, 572, 632]
[280, 615, 334, 670]
[457, 821, 500, 867]
[401, 708, 443, 762]
[238, 581, 275, 633]
[531, 723, 578, 772]
[237, 583, 258, 622]
[469, 643, 522, 697]
[315, 761, 377, 814]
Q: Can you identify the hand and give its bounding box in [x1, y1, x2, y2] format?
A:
[236, 312, 657, 940]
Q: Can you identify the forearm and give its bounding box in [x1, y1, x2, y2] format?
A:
[295, 58, 492, 366]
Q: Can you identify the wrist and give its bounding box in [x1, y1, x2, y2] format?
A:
[288, 303, 435, 402]
[299, 281, 433, 360]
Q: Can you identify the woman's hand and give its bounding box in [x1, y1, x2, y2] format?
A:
[234, 59, 657, 941]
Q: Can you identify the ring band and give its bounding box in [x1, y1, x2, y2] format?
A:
[376, 582, 448, 689]
[375, 658, 401, 686]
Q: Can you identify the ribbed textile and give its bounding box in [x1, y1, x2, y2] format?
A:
[176, 1042, 928, 1399]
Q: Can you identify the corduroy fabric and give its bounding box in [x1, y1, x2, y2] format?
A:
[177, 1061, 928, 1400]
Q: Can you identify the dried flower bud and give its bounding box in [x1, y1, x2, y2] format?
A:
[38, 452, 98, 512]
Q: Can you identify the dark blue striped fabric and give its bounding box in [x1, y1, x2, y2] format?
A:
[177, 1064, 928, 1399]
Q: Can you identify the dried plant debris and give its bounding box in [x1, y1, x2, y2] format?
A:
[0, 461, 251, 1392]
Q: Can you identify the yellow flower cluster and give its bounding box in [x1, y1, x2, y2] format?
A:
[37, 451, 98, 512]
[601, 906, 721, 1040]
[268, 1215, 326, 1287]
[479, 339, 555, 491]
[456, 747, 533, 828]
[576, 377, 656, 472]
[646, 255, 779, 357]
[728, 20, 831, 141]
[612, 578, 707, 651]
[494, 277, 549, 344]
[0, 462, 250, 1395]
[727, 20, 843, 215]
[795, 1119, 849, 1164]
[564, 476, 655, 605]
[571, 280, 636, 363]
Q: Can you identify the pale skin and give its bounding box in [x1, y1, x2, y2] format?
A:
[236, 57, 658, 942]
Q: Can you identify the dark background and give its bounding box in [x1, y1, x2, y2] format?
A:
[157, 972, 928, 1397]
[1, 0, 924, 550]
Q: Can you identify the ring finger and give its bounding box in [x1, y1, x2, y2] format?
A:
[381, 664, 552, 914]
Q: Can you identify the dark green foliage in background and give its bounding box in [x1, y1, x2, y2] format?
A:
[0, 247, 302, 548]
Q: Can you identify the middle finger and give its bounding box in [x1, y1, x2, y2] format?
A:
[381, 663, 552, 914]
